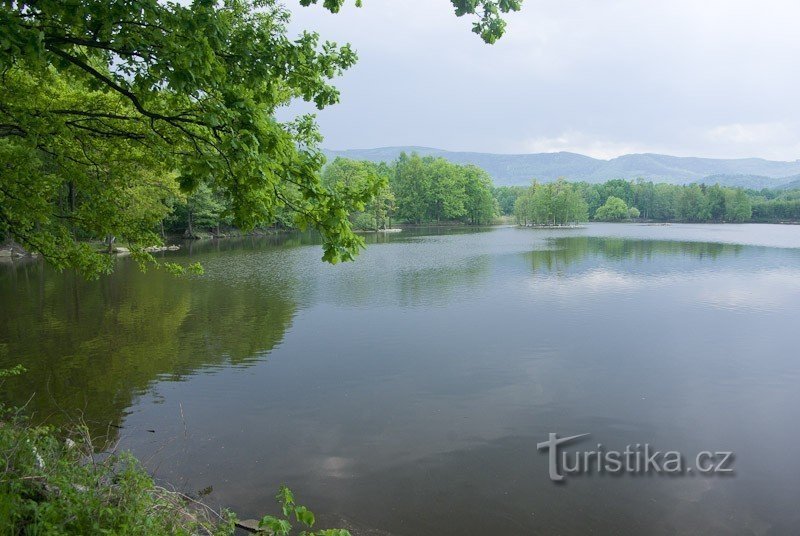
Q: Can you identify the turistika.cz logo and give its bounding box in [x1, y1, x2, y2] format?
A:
[536, 433, 734, 482]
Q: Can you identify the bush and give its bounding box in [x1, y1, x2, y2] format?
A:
[594, 196, 629, 221]
[0, 364, 351, 535]
[0, 412, 236, 534]
[351, 212, 378, 231]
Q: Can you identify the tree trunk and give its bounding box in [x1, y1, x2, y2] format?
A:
[186, 210, 194, 238]
[68, 180, 77, 236]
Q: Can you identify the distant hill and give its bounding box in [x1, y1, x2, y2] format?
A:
[323, 146, 800, 189]
[775, 176, 800, 191]
[701, 174, 800, 190]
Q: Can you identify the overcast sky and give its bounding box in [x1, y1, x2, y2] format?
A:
[282, 0, 800, 160]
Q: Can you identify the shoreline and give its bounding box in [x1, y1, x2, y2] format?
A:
[3, 219, 800, 261]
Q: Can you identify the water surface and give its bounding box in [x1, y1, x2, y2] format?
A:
[2, 224, 800, 535]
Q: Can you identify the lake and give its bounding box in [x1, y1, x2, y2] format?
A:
[2, 223, 800, 535]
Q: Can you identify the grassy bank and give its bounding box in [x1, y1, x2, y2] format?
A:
[0, 411, 236, 534]
[0, 368, 350, 535]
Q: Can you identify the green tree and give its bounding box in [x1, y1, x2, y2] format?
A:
[463, 165, 497, 224]
[652, 183, 678, 220]
[492, 186, 525, 215]
[322, 158, 392, 230]
[0, 0, 379, 273]
[530, 181, 555, 224]
[634, 179, 656, 219]
[429, 158, 467, 222]
[2, 0, 518, 276]
[594, 196, 629, 221]
[392, 153, 433, 224]
[724, 189, 752, 222]
[514, 179, 587, 226]
[169, 184, 227, 238]
[677, 185, 711, 222]
[391, 154, 494, 225]
[368, 162, 396, 230]
[513, 189, 533, 226]
[600, 179, 635, 207]
[575, 182, 602, 217]
[706, 184, 727, 221]
[0, 66, 186, 274]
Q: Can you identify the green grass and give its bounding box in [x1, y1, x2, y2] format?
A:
[0, 410, 237, 535]
[0, 365, 352, 535]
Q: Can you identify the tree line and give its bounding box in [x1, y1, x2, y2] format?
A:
[163, 163, 800, 236]
[497, 178, 800, 224]
[161, 153, 500, 234]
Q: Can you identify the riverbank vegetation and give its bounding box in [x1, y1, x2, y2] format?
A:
[0, 420, 350, 535]
[0, 0, 520, 278]
[511, 179, 587, 226]
[156, 165, 800, 237]
[0, 367, 350, 535]
[160, 156, 800, 236]
[504, 178, 800, 225]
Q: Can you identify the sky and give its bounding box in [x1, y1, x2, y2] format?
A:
[282, 0, 800, 161]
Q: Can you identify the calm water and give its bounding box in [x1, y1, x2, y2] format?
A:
[2, 223, 800, 535]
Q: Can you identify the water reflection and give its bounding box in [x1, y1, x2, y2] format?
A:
[2, 225, 800, 535]
[0, 258, 297, 438]
[1, 231, 796, 441]
[526, 237, 745, 274]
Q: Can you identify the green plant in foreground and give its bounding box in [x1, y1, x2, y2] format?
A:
[0, 411, 235, 534]
[257, 485, 351, 536]
[0, 369, 349, 536]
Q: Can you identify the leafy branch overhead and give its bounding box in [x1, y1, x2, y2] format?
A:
[300, 0, 524, 43]
[0, 0, 365, 276]
[0, 0, 519, 278]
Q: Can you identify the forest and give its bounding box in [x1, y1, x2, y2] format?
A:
[157, 153, 499, 236]
[501, 178, 800, 225]
[160, 155, 800, 235]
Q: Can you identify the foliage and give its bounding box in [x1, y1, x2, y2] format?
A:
[167, 184, 227, 238]
[391, 153, 496, 225]
[0, 364, 26, 379]
[0, 0, 381, 275]
[594, 196, 629, 221]
[492, 185, 525, 215]
[513, 179, 587, 226]
[314, 164, 784, 227]
[322, 158, 394, 230]
[300, 0, 523, 43]
[462, 165, 499, 224]
[562, 179, 764, 223]
[724, 188, 752, 222]
[0, 0, 521, 276]
[751, 197, 800, 221]
[0, 409, 236, 534]
[0, 384, 350, 536]
[0, 65, 185, 277]
[677, 184, 711, 222]
[258, 485, 351, 536]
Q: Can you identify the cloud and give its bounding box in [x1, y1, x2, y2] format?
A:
[705, 123, 792, 145]
[283, 0, 800, 160]
[685, 122, 800, 160]
[518, 131, 661, 160]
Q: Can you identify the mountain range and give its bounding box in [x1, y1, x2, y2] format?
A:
[323, 146, 800, 190]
